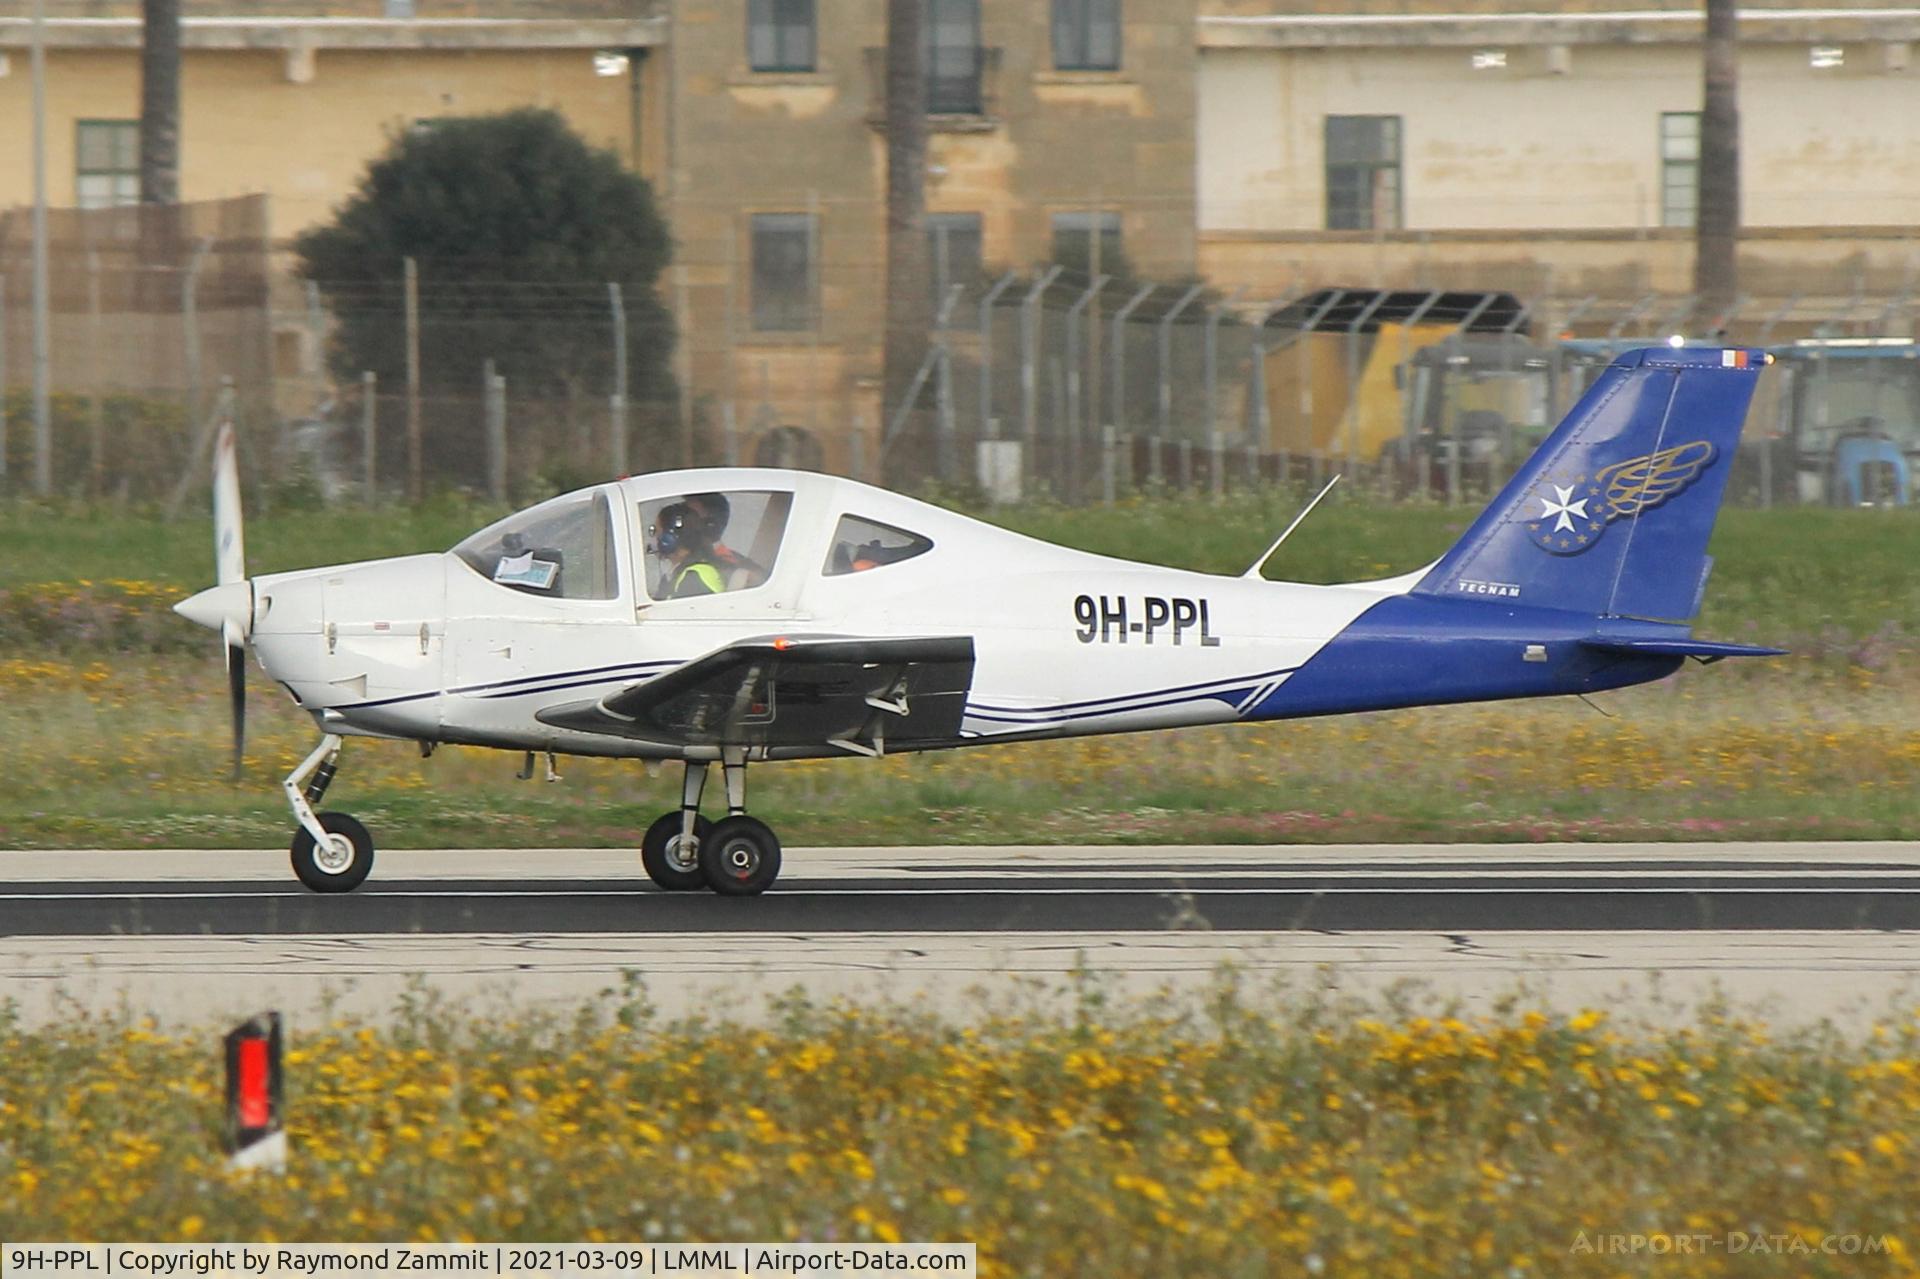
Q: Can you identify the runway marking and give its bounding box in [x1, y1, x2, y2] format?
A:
[8, 885, 1920, 901]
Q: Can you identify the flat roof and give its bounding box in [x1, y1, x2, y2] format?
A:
[0, 16, 666, 51]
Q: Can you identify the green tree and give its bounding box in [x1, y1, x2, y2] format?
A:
[295, 109, 677, 471]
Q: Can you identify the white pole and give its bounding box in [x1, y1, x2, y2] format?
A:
[608, 281, 628, 476]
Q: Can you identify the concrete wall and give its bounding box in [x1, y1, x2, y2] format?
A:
[0, 45, 646, 242]
[1200, 41, 1920, 234]
[667, 0, 1199, 474]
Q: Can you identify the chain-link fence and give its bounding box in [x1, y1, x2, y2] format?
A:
[3, 205, 1917, 509]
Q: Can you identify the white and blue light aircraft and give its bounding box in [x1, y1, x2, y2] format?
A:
[177, 346, 1782, 895]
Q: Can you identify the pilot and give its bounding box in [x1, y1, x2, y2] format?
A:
[653, 503, 725, 598]
[686, 491, 765, 585]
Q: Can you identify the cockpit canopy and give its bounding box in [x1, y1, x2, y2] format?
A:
[452, 489, 619, 600]
[638, 488, 792, 600]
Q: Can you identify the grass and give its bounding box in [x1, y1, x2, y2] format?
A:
[3, 979, 1918, 1274]
[0, 493, 1914, 849]
[3, 490, 1917, 641]
[1, 652, 1914, 849]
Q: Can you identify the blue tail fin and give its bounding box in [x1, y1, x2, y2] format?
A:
[1414, 347, 1767, 623]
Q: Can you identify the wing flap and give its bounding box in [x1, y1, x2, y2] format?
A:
[537, 636, 976, 749]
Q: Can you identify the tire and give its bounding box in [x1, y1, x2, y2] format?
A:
[290, 811, 374, 893]
[699, 815, 783, 897]
[641, 812, 713, 892]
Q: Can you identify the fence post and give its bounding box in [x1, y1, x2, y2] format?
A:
[165, 375, 235, 518]
[484, 359, 506, 502]
[87, 250, 104, 496]
[1101, 425, 1116, 506]
[0, 273, 8, 481]
[1156, 282, 1205, 441]
[1063, 274, 1108, 504]
[1148, 434, 1163, 488]
[1178, 438, 1192, 493]
[360, 370, 376, 503]
[932, 283, 965, 483]
[29, 1, 51, 496]
[404, 256, 422, 501]
[1204, 289, 1243, 501]
[976, 270, 1017, 449]
[1110, 283, 1155, 445]
[1019, 266, 1062, 451]
[182, 235, 213, 433]
[608, 281, 628, 477]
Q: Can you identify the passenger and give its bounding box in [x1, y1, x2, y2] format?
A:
[653, 503, 725, 598]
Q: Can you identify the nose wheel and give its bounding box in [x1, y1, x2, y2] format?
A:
[291, 811, 375, 892]
[644, 755, 783, 895]
[283, 734, 375, 893]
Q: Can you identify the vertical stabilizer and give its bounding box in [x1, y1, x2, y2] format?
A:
[1413, 347, 1766, 622]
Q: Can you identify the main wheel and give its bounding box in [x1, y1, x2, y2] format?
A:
[290, 811, 374, 893]
[699, 815, 782, 897]
[641, 812, 713, 891]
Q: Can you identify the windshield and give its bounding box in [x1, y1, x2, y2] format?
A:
[452, 489, 619, 600]
[1798, 358, 1920, 454]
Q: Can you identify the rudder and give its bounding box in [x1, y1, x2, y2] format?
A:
[1414, 347, 1767, 623]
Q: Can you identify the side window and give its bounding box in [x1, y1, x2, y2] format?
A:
[639, 490, 793, 601]
[824, 515, 933, 576]
[748, 0, 815, 73]
[451, 490, 618, 601]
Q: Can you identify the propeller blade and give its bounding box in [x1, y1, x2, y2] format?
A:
[224, 621, 247, 780]
[213, 414, 247, 587]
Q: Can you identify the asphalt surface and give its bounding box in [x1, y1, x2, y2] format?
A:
[6, 845, 1919, 1025]
[8, 851, 1920, 935]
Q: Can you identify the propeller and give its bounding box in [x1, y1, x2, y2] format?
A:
[174, 416, 253, 780]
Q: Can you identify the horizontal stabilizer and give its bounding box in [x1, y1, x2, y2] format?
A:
[1579, 636, 1786, 663]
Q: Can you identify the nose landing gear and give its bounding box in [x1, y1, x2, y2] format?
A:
[641, 751, 783, 896]
[285, 733, 375, 892]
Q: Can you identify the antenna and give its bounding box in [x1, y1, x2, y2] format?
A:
[1241, 475, 1341, 580]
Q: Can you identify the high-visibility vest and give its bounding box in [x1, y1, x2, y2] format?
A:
[673, 561, 724, 597]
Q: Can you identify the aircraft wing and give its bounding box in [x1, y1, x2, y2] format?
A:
[536, 636, 976, 754]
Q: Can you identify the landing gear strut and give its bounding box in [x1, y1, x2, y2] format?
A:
[284, 733, 375, 892]
[642, 750, 782, 896]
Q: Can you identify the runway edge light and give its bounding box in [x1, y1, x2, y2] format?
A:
[224, 1011, 287, 1174]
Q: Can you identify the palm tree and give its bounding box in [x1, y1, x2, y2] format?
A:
[1694, 0, 1739, 328]
[883, 0, 931, 482]
[139, 0, 180, 205]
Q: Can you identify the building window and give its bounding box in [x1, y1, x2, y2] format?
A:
[1325, 115, 1401, 231]
[1051, 210, 1122, 276]
[1661, 111, 1700, 229]
[75, 120, 140, 210]
[748, 0, 815, 73]
[751, 213, 815, 332]
[926, 212, 983, 319]
[1052, 0, 1120, 71]
[925, 0, 983, 114]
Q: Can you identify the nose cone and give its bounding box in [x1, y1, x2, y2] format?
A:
[175, 581, 252, 634]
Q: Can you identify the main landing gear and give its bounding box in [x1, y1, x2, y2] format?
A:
[277, 735, 780, 897]
[284, 733, 375, 893]
[641, 751, 783, 897]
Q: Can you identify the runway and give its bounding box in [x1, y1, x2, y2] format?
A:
[5, 843, 1919, 1025]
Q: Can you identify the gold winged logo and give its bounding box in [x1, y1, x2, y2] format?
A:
[1525, 439, 1717, 555]
[1595, 440, 1717, 518]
